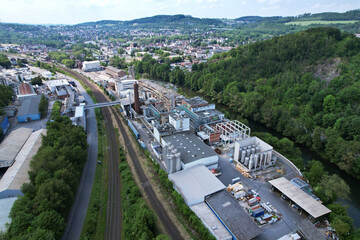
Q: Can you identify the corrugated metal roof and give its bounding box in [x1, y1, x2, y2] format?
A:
[269, 177, 331, 219]
[169, 164, 225, 206]
[18, 83, 34, 95]
[17, 95, 41, 116]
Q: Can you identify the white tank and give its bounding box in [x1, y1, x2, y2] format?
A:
[251, 148, 256, 155]
[252, 144, 256, 148]
[259, 153, 264, 166]
[168, 155, 174, 174]
[246, 149, 251, 157]
[241, 150, 246, 163]
[249, 159, 253, 170]
[175, 152, 181, 171]
[245, 157, 249, 166]
[247, 146, 252, 149]
[255, 147, 260, 153]
[254, 154, 259, 169]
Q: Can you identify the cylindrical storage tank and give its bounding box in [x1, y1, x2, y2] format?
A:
[246, 149, 251, 157]
[252, 144, 256, 148]
[247, 146, 252, 149]
[245, 157, 249, 166]
[168, 155, 174, 174]
[175, 152, 181, 171]
[241, 150, 246, 163]
[254, 154, 259, 169]
[259, 153, 263, 166]
[266, 153, 271, 165]
[249, 159, 253, 170]
[256, 147, 260, 153]
[251, 148, 256, 155]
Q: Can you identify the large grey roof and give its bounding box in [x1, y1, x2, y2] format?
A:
[0, 128, 33, 168]
[206, 190, 262, 240]
[162, 132, 217, 164]
[18, 95, 41, 116]
[269, 177, 331, 219]
[297, 219, 327, 240]
[169, 164, 225, 206]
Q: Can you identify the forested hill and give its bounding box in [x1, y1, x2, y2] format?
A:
[77, 14, 225, 28]
[182, 27, 360, 178]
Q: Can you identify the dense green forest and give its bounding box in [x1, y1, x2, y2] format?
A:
[6, 117, 87, 239]
[135, 27, 360, 181]
[0, 54, 11, 69]
[0, 85, 13, 115]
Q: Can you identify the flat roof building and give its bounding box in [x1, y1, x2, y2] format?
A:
[82, 60, 100, 72]
[17, 82, 37, 99]
[168, 164, 225, 206]
[162, 132, 218, 170]
[0, 128, 33, 168]
[0, 129, 45, 198]
[269, 177, 331, 219]
[205, 190, 262, 240]
[17, 95, 41, 123]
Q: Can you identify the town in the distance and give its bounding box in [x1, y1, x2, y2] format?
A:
[0, 7, 360, 240]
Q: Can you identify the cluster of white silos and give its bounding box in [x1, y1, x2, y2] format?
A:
[239, 145, 272, 171]
[164, 144, 182, 174]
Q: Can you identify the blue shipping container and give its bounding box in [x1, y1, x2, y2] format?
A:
[252, 208, 265, 218]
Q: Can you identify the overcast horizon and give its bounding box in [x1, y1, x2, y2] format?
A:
[0, 0, 360, 25]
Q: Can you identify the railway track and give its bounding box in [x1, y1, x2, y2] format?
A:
[60, 67, 183, 240]
[59, 67, 122, 240]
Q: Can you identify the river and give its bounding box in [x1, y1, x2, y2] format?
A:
[174, 83, 360, 228]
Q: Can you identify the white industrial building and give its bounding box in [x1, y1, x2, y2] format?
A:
[46, 79, 70, 97]
[168, 112, 190, 132]
[162, 132, 219, 171]
[71, 105, 86, 130]
[82, 60, 101, 72]
[168, 164, 225, 205]
[234, 136, 274, 172]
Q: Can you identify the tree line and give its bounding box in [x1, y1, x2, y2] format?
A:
[6, 117, 88, 239]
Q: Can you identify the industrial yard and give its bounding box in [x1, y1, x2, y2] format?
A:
[81, 68, 331, 240]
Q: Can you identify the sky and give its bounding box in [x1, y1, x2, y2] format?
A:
[0, 0, 360, 25]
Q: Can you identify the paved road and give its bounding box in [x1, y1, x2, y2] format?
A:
[62, 77, 98, 240]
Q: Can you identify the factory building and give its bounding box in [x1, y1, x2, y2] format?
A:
[82, 60, 101, 72]
[233, 136, 274, 172]
[106, 66, 127, 78]
[17, 95, 41, 123]
[17, 82, 37, 99]
[46, 79, 71, 98]
[162, 132, 219, 171]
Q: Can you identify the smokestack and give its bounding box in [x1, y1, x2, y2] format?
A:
[134, 82, 141, 114]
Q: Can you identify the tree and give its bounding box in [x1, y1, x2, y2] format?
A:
[30, 76, 43, 85]
[0, 54, 11, 68]
[316, 174, 350, 203]
[32, 210, 65, 239]
[304, 160, 325, 185]
[117, 48, 126, 55]
[38, 95, 48, 118]
[62, 59, 75, 68]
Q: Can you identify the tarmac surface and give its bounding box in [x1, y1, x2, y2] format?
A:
[216, 156, 307, 240]
[61, 76, 98, 240]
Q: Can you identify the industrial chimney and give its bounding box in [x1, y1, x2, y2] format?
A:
[133, 82, 141, 114]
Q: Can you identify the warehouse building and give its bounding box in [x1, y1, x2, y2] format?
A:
[17, 95, 41, 123]
[82, 60, 100, 72]
[168, 164, 225, 206]
[269, 177, 331, 220]
[0, 129, 45, 198]
[106, 66, 127, 78]
[205, 190, 262, 240]
[17, 82, 37, 99]
[0, 128, 33, 168]
[46, 79, 70, 98]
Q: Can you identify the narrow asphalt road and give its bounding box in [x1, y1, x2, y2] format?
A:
[62, 77, 98, 240]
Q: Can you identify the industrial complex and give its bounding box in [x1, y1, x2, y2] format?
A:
[0, 62, 334, 240]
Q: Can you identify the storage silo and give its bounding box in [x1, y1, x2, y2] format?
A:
[246, 149, 251, 157]
[241, 150, 246, 163]
[168, 154, 175, 174]
[249, 159, 253, 170]
[251, 148, 256, 155]
[254, 154, 259, 169]
[175, 152, 181, 172]
[255, 146, 260, 153]
[245, 157, 249, 166]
